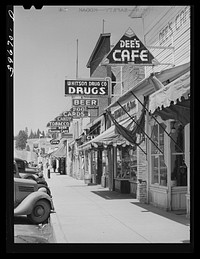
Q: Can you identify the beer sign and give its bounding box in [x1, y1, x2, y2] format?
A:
[65, 79, 109, 96]
[72, 98, 99, 107]
[105, 28, 157, 65]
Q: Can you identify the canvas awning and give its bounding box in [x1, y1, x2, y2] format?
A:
[106, 62, 190, 110]
[51, 144, 67, 158]
[148, 70, 190, 125]
[78, 117, 135, 150]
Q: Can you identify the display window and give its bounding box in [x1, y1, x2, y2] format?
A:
[150, 122, 167, 186]
[116, 145, 137, 180]
[170, 121, 187, 186]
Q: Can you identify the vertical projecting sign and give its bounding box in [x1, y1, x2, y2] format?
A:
[65, 79, 109, 96]
[104, 28, 158, 65]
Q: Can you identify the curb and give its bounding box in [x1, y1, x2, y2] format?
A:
[49, 211, 68, 243]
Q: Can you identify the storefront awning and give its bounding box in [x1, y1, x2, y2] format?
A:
[78, 117, 134, 150]
[148, 70, 190, 125]
[51, 144, 66, 158]
[105, 62, 190, 110]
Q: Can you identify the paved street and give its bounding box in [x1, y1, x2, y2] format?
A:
[46, 172, 190, 244]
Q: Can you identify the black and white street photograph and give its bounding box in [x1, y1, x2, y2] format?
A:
[6, 5, 193, 253]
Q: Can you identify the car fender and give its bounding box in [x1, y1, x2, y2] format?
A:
[14, 191, 54, 216]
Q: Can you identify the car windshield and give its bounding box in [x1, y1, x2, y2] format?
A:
[16, 160, 24, 170]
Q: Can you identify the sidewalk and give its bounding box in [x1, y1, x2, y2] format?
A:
[46, 173, 190, 244]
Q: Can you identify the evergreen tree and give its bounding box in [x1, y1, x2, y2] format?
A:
[25, 127, 28, 137]
[36, 129, 40, 138]
[42, 130, 45, 138]
[15, 130, 28, 150]
[29, 129, 34, 139]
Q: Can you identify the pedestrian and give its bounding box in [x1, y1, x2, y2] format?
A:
[53, 160, 56, 173]
[46, 161, 51, 179]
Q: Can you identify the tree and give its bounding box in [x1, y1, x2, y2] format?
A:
[15, 130, 28, 150]
[36, 129, 40, 138]
[29, 129, 34, 139]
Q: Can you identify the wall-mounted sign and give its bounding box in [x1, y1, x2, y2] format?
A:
[72, 98, 99, 107]
[104, 28, 157, 65]
[50, 139, 60, 145]
[65, 79, 109, 96]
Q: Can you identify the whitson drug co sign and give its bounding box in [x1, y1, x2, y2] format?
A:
[65, 79, 109, 96]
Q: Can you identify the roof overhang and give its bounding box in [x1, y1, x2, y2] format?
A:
[86, 33, 111, 68]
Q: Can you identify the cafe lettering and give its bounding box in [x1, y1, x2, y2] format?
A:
[106, 28, 156, 65]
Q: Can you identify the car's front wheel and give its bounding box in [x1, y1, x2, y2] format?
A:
[27, 199, 51, 224]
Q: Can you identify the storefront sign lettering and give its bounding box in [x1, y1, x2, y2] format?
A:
[159, 6, 189, 45]
[49, 121, 70, 127]
[72, 98, 99, 107]
[55, 116, 73, 122]
[50, 139, 60, 145]
[113, 100, 136, 119]
[105, 28, 156, 64]
[65, 80, 108, 96]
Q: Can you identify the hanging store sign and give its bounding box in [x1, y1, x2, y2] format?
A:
[61, 133, 73, 139]
[50, 139, 60, 145]
[48, 129, 61, 133]
[54, 116, 73, 122]
[65, 79, 109, 96]
[62, 110, 88, 118]
[48, 121, 70, 127]
[70, 106, 86, 112]
[104, 28, 157, 65]
[72, 98, 99, 107]
[71, 110, 89, 118]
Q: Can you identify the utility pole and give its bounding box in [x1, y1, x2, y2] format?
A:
[102, 19, 105, 33]
[76, 39, 78, 79]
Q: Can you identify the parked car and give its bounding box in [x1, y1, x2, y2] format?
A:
[14, 160, 54, 224]
[14, 158, 51, 197]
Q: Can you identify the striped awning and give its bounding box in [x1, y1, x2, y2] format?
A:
[78, 117, 135, 150]
[51, 144, 66, 158]
[149, 70, 190, 114]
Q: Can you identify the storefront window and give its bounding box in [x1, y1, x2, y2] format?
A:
[170, 122, 187, 186]
[102, 150, 108, 177]
[85, 151, 89, 172]
[116, 145, 137, 180]
[151, 122, 167, 186]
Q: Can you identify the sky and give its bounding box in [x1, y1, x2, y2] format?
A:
[14, 5, 143, 136]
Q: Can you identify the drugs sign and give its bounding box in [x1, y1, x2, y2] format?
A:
[65, 79, 108, 96]
[105, 28, 157, 65]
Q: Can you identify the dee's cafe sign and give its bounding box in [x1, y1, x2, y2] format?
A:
[103, 27, 158, 65]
